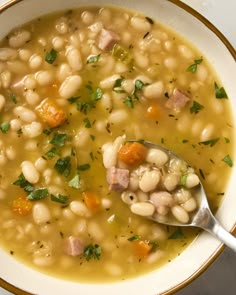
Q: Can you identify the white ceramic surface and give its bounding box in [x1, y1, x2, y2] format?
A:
[0, 1, 235, 295]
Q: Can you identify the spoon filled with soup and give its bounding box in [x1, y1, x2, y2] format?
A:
[102, 137, 236, 251]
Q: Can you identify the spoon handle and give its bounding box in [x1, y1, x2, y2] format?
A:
[203, 210, 236, 252]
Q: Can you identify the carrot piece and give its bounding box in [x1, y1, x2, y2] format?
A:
[12, 196, 32, 216]
[133, 240, 152, 258]
[146, 103, 160, 120]
[118, 142, 147, 166]
[36, 98, 66, 127]
[83, 191, 100, 213]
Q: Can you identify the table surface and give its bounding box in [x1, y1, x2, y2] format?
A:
[0, 0, 235, 294]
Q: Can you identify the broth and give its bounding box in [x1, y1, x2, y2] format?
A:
[0, 6, 233, 282]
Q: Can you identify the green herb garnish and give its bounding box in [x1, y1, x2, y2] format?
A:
[83, 244, 102, 261]
[128, 235, 141, 241]
[27, 188, 49, 201]
[87, 54, 101, 64]
[0, 121, 10, 133]
[50, 194, 69, 204]
[54, 156, 71, 177]
[83, 117, 92, 128]
[199, 138, 219, 147]
[168, 227, 185, 239]
[9, 93, 17, 104]
[45, 49, 58, 64]
[68, 173, 81, 189]
[77, 163, 90, 171]
[13, 173, 34, 194]
[186, 58, 203, 73]
[214, 82, 228, 99]
[50, 133, 67, 147]
[45, 147, 61, 158]
[190, 101, 204, 114]
[222, 155, 233, 167]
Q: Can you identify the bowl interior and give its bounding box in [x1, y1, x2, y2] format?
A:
[0, 0, 235, 294]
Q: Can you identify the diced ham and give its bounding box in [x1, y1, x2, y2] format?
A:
[106, 166, 130, 192]
[64, 236, 84, 256]
[98, 29, 120, 51]
[165, 88, 190, 111]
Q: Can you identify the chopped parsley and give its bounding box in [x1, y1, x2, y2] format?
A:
[124, 95, 135, 108]
[113, 77, 125, 93]
[27, 188, 49, 201]
[13, 173, 34, 194]
[87, 54, 101, 64]
[214, 82, 228, 99]
[9, 93, 17, 104]
[50, 133, 67, 147]
[45, 49, 58, 64]
[186, 58, 203, 73]
[45, 147, 61, 158]
[68, 173, 81, 189]
[67, 96, 80, 104]
[83, 244, 102, 261]
[83, 117, 92, 128]
[222, 155, 233, 167]
[54, 156, 71, 177]
[199, 138, 219, 147]
[0, 121, 10, 133]
[77, 163, 90, 171]
[127, 235, 141, 241]
[168, 227, 185, 239]
[50, 194, 69, 204]
[190, 101, 204, 114]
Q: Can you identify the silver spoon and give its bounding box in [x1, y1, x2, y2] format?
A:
[128, 140, 236, 252]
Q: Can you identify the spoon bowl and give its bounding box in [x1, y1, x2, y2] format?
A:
[129, 140, 236, 252]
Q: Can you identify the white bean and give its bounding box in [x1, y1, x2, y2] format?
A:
[136, 190, 149, 202]
[22, 122, 42, 138]
[143, 81, 164, 99]
[0, 48, 18, 61]
[139, 169, 160, 192]
[5, 146, 16, 160]
[24, 90, 40, 105]
[130, 16, 151, 31]
[57, 63, 72, 82]
[128, 172, 139, 191]
[134, 51, 149, 69]
[104, 263, 123, 276]
[73, 127, 90, 148]
[163, 173, 179, 191]
[87, 221, 104, 241]
[13, 106, 37, 122]
[66, 46, 83, 71]
[32, 203, 51, 225]
[9, 30, 31, 48]
[130, 201, 155, 216]
[70, 201, 91, 217]
[150, 191, 174, 207]
[35, 157, 47, 172]
[35, 70, 54, 86]
[200, 124, 215, 142]
[59, 75, 82, 99]
[23, 75, 37, 90]
[21, 161, 40, 184]
[174, 189, 191, 204]
[29, 54, 43, 69]
[146, 148, 168, 167]
[0, 188, 6, 200]
[1, 70, 11, 88]
[185, 173, 200, 188]
[101, 198, 112, 209]
[52, 36, 64, 50]
[171, 205, 189, 224]
[0, 94, 6, 112]
[18, 48, 31, 61]
[99, 74, 120, 89]
[108, 109, 128, 124]
[182, 197, 197, 212]
[102, 135, 125, 169]
[121, 191, 137, 205]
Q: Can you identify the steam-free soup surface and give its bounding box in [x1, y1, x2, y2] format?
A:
[0, 6, 233, 282]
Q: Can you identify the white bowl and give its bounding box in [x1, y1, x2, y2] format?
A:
[0, 0, 235, 294]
